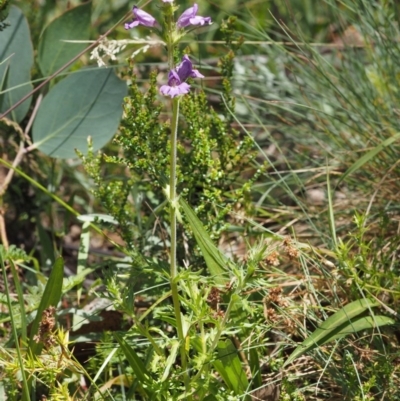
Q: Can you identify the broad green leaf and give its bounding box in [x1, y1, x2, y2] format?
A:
[32, 67, 127, 159]
[0, 5, 33, 122]
[37, 2, 91, 77]
[213, 339, 250, 398]
[179, 198, 229, 285]
[114, 333, 155, 398]
[28, 257, 64, 356]
[284, 298, 385, 366]
[340, 132, 400, 183]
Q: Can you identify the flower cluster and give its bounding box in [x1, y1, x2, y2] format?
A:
[124, 2, 211, 98]
[125, 3, 211, 30]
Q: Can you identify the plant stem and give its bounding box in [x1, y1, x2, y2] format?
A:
[169, 97, 179, 289]
[164, 3, 174, 72]
[167, 41, 174, 72]
[163, 5, 191, 395]
[169, 96, 190, 396]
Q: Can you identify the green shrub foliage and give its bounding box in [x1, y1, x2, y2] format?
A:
[80, 18, 260, 267]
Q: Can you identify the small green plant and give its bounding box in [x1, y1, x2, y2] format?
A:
[1, 0, 400, 400]
[78, 3, 263, 399]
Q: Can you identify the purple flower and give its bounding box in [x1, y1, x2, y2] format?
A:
[160, 55, 204, 98]
[162, 0, 174, 2]
[176, 3, 212, 28]
[125, 6, 157, 30]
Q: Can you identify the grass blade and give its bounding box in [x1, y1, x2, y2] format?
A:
[284, 298, 380, 366]
[326, 167, 337, 248]
[320, 315, 395, 345]
[339, 132, 400, 183]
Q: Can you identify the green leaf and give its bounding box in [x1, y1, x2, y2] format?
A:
[114, 333, 155, 398]
[37, 2, 91, 77]
[284, 298, 391, 366]
[161, 340, 179, 382]
[36, 219, 56, 266]
[179, 198, 229, 285]
[320, 315, 395, 345]
[213, 339, 250, 398]
[62, 267, 94, 293]
[340, 132, 400, 183]
[32, 67, 127, 159]
[0, 5, 33, 122]
[28, 257, 64, 356]
[249, 346, 262, 389]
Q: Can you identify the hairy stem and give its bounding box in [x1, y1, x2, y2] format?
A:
[163, 5, 190, 396]
[169, 97, 190, 396]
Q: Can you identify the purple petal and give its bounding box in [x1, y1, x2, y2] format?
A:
[159, 85, 170, 96]
[189, 16, 211, 26]
[132, 6, 157, 27]
[176, 82, 191, 96]
[190, 69, 204, 79]
[124, 20, 140, 30]
[160, 83, 191, 98]
[167, 70, 182, 86]
[176, 55, 194, 81]
[162, 0, 174, 2]
[176, 4, 198, 28]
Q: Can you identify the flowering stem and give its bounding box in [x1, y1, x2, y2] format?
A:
[167, 42, 174, 73]
[169, 97, 179, 283]
[169, 96, 190, 395]
[162, 2, 175, 72]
